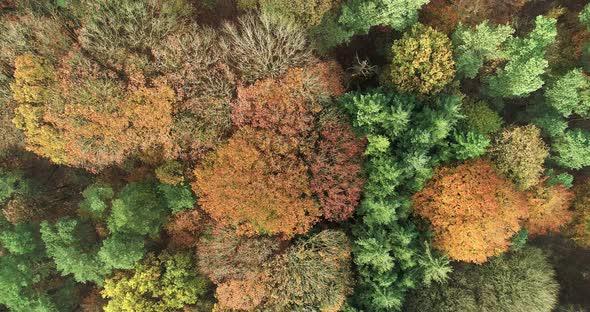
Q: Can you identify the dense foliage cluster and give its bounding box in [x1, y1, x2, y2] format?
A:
[413, 159, 528, 263]
[1, 0, 589, 311]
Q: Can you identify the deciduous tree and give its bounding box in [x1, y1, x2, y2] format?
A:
[413, 159, 528, 263]
[525, 178, 574, 236]
[387, 24, 455, 95]
[308, 116, 366, 221]
[490, 125, 549, 190]
[102, 250, 209, 312]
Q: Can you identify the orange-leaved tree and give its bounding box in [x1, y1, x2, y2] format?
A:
[192, 127, 321, 237]
[525, 178, 574, 236]
[413, 159, 529, 263]
[231, 61, 344, 140]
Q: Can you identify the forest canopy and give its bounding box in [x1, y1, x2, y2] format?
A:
[0, 0, 590, 311]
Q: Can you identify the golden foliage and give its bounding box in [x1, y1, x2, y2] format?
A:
[388, 24, 455, 95]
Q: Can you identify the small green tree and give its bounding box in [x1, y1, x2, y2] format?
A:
[0, 218, 80, 312]
[417, 242, 452, 286]
[552, 129, 590, 170]
[40, 218, 110, 284]
[545, 69, 590, 118]
[78, 182, 114, 220]
[339, 0, 429, 37]
[460, 99, 503, 136]
[98, 233, 145, 270]
[0, 169, 31, 205]
[452, 22, 514, 79]
[486, 16, 557, 98]
[310, 0, 429, 51]
[107, 182, 170, 237]
[405, 247, 559, 312]
[449, 131, 490, 161]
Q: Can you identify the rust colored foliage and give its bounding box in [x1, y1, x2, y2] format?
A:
[568, 179, 590, 248]
[231, 61, 345, 140]
[215, 277, 268, 311]
[2, 195, 43, 224]
[11, 48, 177, 172]
[525, 178, 574, 236]
[452, 0, 526, 25]
[193, 127, 321, 237]
[196, 226, 278, 284]
[165, 209, 206, 249]
[419, 0, 460, 34]
[309, 119, 366, 221]
[413, 159, 529, 263]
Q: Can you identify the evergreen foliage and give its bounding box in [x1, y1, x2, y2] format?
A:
[341, 88, 462, 310]
[452, 21, 514, 79]
[486, 16, 557, 98]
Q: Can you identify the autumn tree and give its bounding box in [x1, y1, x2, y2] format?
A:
[231, 61, 345, 140]
[413, 159, 529, 263]
[221, 12, 313, 82]
[153, 26, 235, 163]
[197, 226, 279, 284]
[197, 226, 277, 310]
[490, 125, 549, 190]
[419, 0, 459, 34]
[525, 178, 574, 236]
[451, 0, 526, 26]
[165, 209, 206, 249]
[261, 230, 353, 311]
[193, 127, 321, 237]
[77, 0, 193, 72]
[102, 250, 210, 312]
[308, 116, 366, 221]
[206, 230, 354, 311]
[259, 0, 339, 29]
[11, 49, 177, 172]
[568, 179, 590, 247]
[386, 24, 455, 95]
[195, 62, 348, 237]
